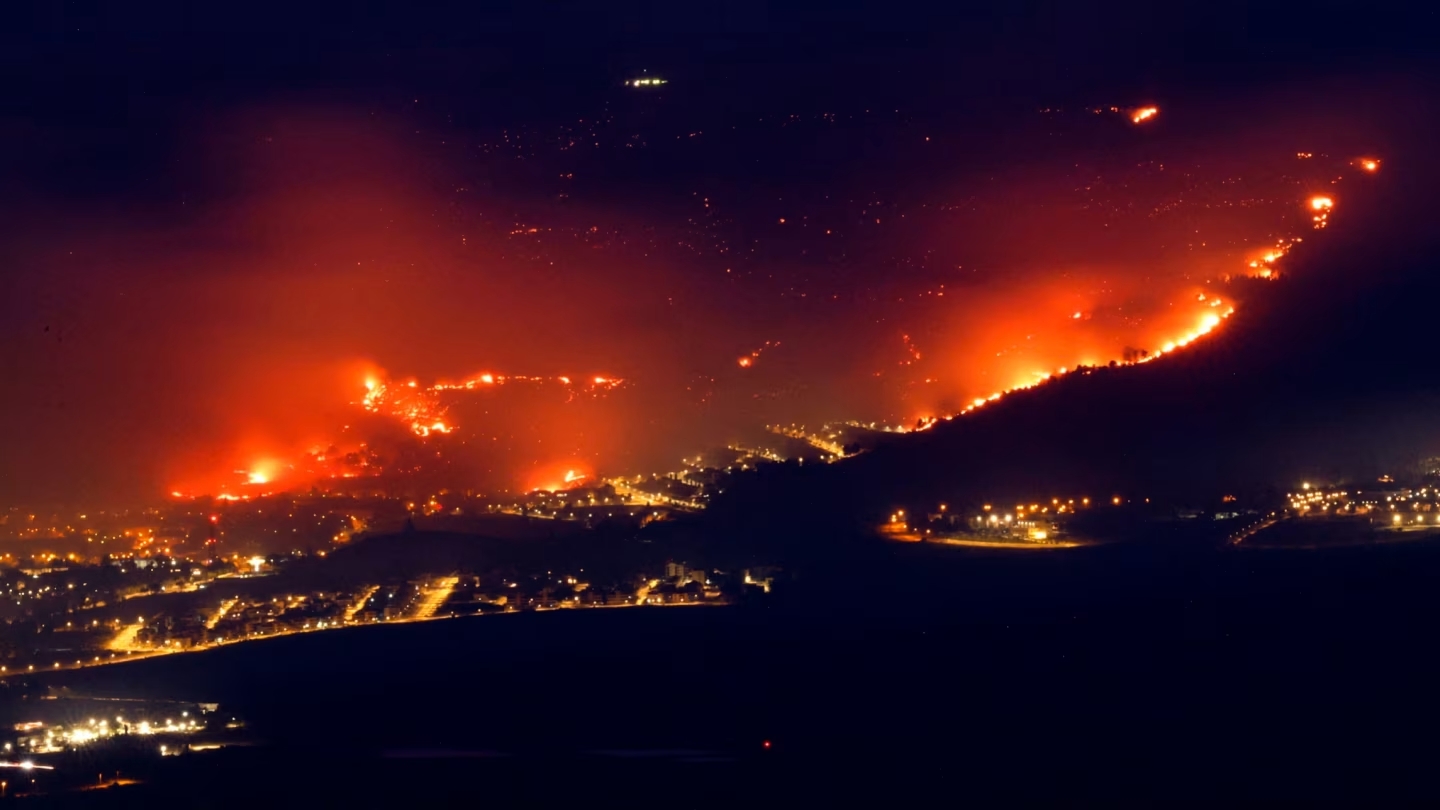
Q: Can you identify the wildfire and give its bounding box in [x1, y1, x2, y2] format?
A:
[527, 462, 595, 492]
[240, 459, 285, 488]
[936, 170, 1369, 424]
[1130, 106, 1159, 124]
[360, 370, 625, 436]
[159, 116, 1385, 504]
[1246, 238, 1302, 279]
[952, 306, 1237, 419]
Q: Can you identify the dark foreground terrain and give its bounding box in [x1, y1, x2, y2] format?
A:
[14, 527, 1440, 804]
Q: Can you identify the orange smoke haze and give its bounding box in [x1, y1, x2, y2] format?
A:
[4, 109, 692, 502]
[0, 82, 1397, 505]
[847, 136, 1376, 426]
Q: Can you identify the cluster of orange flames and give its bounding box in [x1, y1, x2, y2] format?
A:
[360, 371, 624, 437]
[1245, 238, 1301, 279]
[1130, 106, 1159, 124]
[939, 308, 1230, 422]
[911, 157, 1381, 430]
[172, 140, 1384, 499]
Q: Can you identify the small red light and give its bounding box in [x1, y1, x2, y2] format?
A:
[762, 740, 771, 749]
[208, 515, 219, 524]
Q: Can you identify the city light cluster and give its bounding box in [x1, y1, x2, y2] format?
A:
[14, 714, 202, 755]
[1288, 483, 1440, 526]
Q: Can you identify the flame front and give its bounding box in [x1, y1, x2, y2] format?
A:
[912, 171, 1367, 426]
[360, 371, 625, 437]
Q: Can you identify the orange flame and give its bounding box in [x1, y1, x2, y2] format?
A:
[359, 370, 625, 437]
[933, 179, 1355, 425]
[527, 461, 594, 492]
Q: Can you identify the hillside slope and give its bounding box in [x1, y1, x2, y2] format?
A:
[706, 147, 1440, 530]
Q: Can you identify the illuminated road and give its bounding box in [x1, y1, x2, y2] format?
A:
[121, 579, 207, 600]
[928, 536, 1082, 550]
[882, 530, 1081, 549]
[1229, 517, 1278, 546]
[766, 425, 849, 459]
[205, 598, 239, 630]
[726, 444, 784, 463]
[78, 778, 142, 791]
[495, 507, 558, 520]
[412, 577, 458, 620]
[2, 587, 729, 683]
[106, 623, 148, 653]
[344, 585, 380, 622]
[634, 579, 659, 604]
[603, 479, 704, 511]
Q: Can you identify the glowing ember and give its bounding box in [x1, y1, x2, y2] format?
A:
[738, 341, 780, 368]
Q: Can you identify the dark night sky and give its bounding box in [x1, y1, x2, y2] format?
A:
[1, 2, 1437, 507]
